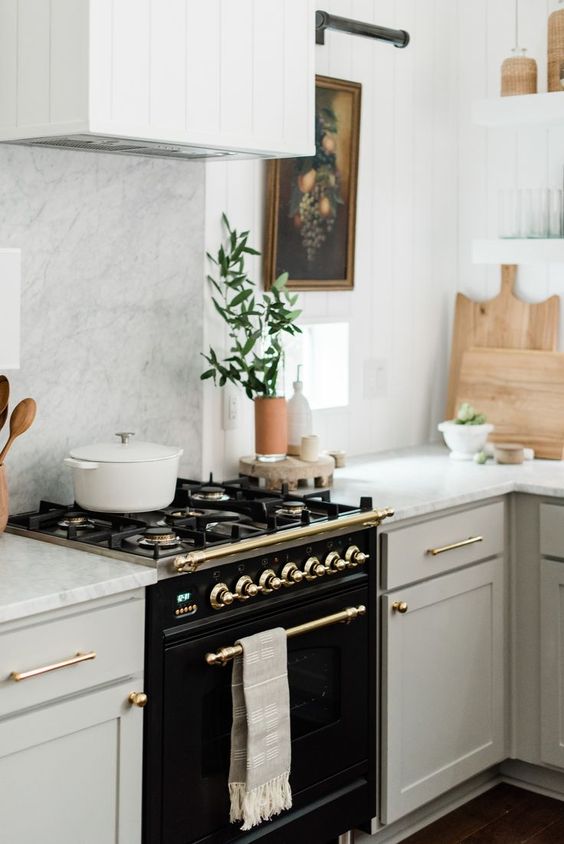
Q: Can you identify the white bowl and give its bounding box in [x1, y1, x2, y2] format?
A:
[438, 420, 494, 460]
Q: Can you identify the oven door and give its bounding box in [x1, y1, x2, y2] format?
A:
[159, 584, 372, 844]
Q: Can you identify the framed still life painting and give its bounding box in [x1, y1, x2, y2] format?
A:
[265, 75, 361, 292]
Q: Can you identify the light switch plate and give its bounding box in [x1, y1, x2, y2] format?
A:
[222, 386, 240, 430]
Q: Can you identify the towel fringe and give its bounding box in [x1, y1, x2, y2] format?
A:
[229, 772, 292, 830]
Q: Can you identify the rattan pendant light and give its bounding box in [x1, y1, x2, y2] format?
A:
[548, 0, 564, 92]
[501, 0, 538, 96]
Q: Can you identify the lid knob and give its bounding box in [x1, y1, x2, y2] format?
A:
[115, 432, 135, 445]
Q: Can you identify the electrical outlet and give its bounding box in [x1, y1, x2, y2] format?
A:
[222, 387, 240, 430]
[363, 358, 388, 399]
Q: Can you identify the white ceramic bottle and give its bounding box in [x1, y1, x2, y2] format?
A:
[287, 366, 313, 456]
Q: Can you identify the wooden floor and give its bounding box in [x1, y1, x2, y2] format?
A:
[400, 784, 564, 843]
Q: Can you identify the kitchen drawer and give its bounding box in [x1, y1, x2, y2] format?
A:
[0, 597, 144, 719]
[381, 501, 504, 590]
[540, 503, 564, 559]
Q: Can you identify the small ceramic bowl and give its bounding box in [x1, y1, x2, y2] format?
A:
[438, 420, 494, 460]
[493, 443, 524, 464]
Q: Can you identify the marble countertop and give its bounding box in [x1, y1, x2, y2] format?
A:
[0, 533, 156, 624]
[330, 443, 564, 523]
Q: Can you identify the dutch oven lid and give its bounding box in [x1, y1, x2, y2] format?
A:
[69, 432, 182, 464]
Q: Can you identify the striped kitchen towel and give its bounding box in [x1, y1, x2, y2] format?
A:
[228, 627, 292, 830]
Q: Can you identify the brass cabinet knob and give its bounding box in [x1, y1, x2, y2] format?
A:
[281, 563, 304, 586]
[128, 691, 148, 708]
[304, 556, 326, 580]
[235, 575, 259, 600]
[259, 569, 282, 593]
[345, 545, 369, 567]
[210, 583, 236, 609]
[392, 601, 409, 614]
[325, 550, 347, 574]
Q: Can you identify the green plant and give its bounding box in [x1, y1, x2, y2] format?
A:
[455, 402, 487, 425]
[201, 214, 302, 399]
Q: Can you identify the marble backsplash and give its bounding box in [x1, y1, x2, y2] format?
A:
[0, 145, 205, 513]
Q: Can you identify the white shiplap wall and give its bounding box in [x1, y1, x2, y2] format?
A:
[202, 0, 462, 478]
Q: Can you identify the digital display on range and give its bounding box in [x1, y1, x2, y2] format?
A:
[174, 591, 197, 618]
[176, 592, 191, 604]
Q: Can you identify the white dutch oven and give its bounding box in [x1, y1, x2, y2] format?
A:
[64, 432, 183, 513]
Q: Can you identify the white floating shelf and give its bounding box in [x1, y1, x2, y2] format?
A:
[473, 91, 564, 128]
[473, 238, 564, 264]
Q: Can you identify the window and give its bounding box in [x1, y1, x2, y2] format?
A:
[284, 322, 349, 410]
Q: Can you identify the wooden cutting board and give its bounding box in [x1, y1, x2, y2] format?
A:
[446, 265, 560, 418]
[456, 347, 564, 459]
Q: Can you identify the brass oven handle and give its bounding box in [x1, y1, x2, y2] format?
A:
[205, 605, 367, 667]
[426, 536, 483, 557]
[10, 651, 96, 682]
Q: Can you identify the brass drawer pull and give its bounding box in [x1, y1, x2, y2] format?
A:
[427, 536, 483, 557]
[10, 651, 96, 682]
[392, 601, 408, 614]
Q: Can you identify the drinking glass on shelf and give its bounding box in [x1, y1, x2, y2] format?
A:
[521, 188, 549, 238]
[498, 189, 521, 238]
[548, 189, 563, 238]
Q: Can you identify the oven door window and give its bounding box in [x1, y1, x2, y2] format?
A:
[201, 647, 340, 778]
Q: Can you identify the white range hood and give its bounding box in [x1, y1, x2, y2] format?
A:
[0, 0, 315, 161]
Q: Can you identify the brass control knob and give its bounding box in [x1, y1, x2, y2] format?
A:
[281, 563, 304, 587]
[325, 550, 347, 574]
[345, 545, 369, 567]
[210, 583, 236, 610]
[128, 691, 148, 708]
[392, 601, 409, 614]
[235, 575, 259, 601]
[259, 569, 282, 593]
[304, 556, 326, 581]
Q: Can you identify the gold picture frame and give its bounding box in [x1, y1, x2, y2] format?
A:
[264, 75, 361, 292]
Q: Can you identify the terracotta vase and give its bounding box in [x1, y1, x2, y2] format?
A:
[254, 397, 288, 462]
[0, 465, 8, 533]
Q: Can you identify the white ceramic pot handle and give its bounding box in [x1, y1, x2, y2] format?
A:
[64, 457, 99, 470]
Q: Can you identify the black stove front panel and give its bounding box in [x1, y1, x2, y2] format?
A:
[152, 526, 373, 628]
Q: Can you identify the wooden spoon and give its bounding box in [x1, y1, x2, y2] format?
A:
[0, 398, 37, 465]
[0, 376, 9, 433]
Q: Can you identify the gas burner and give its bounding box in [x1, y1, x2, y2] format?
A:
[138, 527, 181, 548]
[166, 508, 208, 520]
[192, 486, 230, 502]
[57, 512, 96, 530]
[165, 508, 246, 524]
[205, 521, 263, 540]
[275, 502, 308, 519]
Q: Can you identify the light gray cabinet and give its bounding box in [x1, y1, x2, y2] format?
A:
[541, 558, 564, 768]
[538, 504, 564, 770]
[0, 680, 144, 843]
[381, 557, 505, 824]
[0, 592, 145, 844]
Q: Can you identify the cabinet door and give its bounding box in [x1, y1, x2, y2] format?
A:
[381, 558, 505, 824]
[540, 559, 564, 768]
[0, 680, 143, 844]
